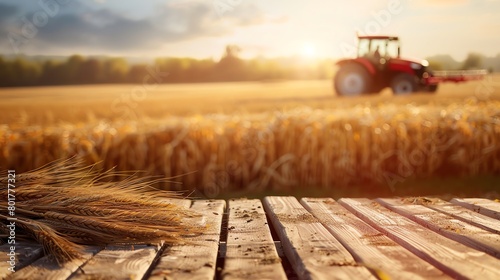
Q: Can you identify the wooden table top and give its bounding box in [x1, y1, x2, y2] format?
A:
[2, 197, 500, 280]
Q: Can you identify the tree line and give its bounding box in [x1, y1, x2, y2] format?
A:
[0, 46, 333, 87]
[0, 46, 496, 87]
[427, 52, 499, 72]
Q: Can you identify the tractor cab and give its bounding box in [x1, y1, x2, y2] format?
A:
[357, 35, 400, 62]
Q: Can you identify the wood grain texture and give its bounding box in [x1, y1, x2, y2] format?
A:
[339, 198, 500, 280]
[263, 196, 375, 280]
[149, 199, 225, 280]
[0, 242, 43, 278]
[10, 247, 100, 280]
[451, 198, 500, 220]
[222, 198, 287, 280]
[426, 199, 500, 234]
[301, 198, 449, 280]
[377, 198, 500, 258]
[70, 245, 159, 280]
[6, 197, 500, 280]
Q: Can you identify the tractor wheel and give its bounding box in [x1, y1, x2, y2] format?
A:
[391, 73, 418, 95]
[334, 64, 373, 96]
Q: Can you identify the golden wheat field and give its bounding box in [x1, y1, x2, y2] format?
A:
[1, 76, 500, 197]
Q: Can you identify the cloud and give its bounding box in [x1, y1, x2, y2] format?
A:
[0, 3, 18, 23]
[151, 1, 270, 39]
[0, 3, 19, 42]
[34, 11, 163, 51]
[0, 0, 269, 54]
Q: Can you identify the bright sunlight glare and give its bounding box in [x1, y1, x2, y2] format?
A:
[301, 42, 317, 58]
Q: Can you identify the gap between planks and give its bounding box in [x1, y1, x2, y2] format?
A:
[450, 198, 500, 220]
[222, 198, 287, 280]
[377, 198, 500, 259]
[425, 198, 500, 234]
[264, 196, 376, 280]
[6, 197, 500, 280]
[148, 199, 225, 280]
[339, 198, 500, 280]
[300, 198, 449, 280]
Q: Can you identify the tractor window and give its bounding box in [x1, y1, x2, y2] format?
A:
[386, 39, 400, 58]
[370, 40, 386, 58]
[358, 39, 370, 57]
[357, 38, 400, 59]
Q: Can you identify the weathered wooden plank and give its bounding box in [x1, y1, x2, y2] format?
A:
[0, 242, 43, 278]
[425, 198, 500, 234]
[222, 198, 287, 280]
[10, 247, 100, 280]
[66, 199, 195, 280]
[339, 198, 500, 279]
[301, 198, 450, 280]
[451, 198, 500, 220]
[263, 196, 376, 280]
[70, 245, 159, 280]
[149, 199, 225, 280]
[377, 198, 500, 258]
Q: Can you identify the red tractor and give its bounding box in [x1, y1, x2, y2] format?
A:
[334, 35, 486, 96]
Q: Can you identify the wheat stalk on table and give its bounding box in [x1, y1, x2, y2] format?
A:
[0, 158, 204, 264]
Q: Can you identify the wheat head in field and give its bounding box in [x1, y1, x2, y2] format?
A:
[0, 159, 204, 264]
[1, 99, 500, 194]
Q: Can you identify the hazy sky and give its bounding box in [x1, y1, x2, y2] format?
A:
[0, 0, 499, 61]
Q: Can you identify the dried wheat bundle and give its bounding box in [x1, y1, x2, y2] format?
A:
[0, 158, 204, 264]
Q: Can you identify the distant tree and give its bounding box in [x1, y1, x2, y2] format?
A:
[40, 60, 63, 85]
[62, 55, 85, 84]
[216, 45, 245, 81]
[315, 59, 335, 79]
[79, 58, 104, 84]
[103, 58, 129, 83]
[178, 58, 194, 82]
[461, 53, 483, 70]
[128, 64, 148, 83]
[8, 58, 41, 86]
[427, 60, 443, 71]
[496, 53, 500, 72]
[0, 56, 15, 86]
[190, 58, 216, 82]
[425, 55, 461, 70]
[223, 45, 241, 59]
[156, 58, 183, 82]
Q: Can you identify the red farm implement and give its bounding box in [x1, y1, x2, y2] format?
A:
[334, 35, 487, 96]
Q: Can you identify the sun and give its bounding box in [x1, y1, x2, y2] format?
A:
[301, 42, 317, 58]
